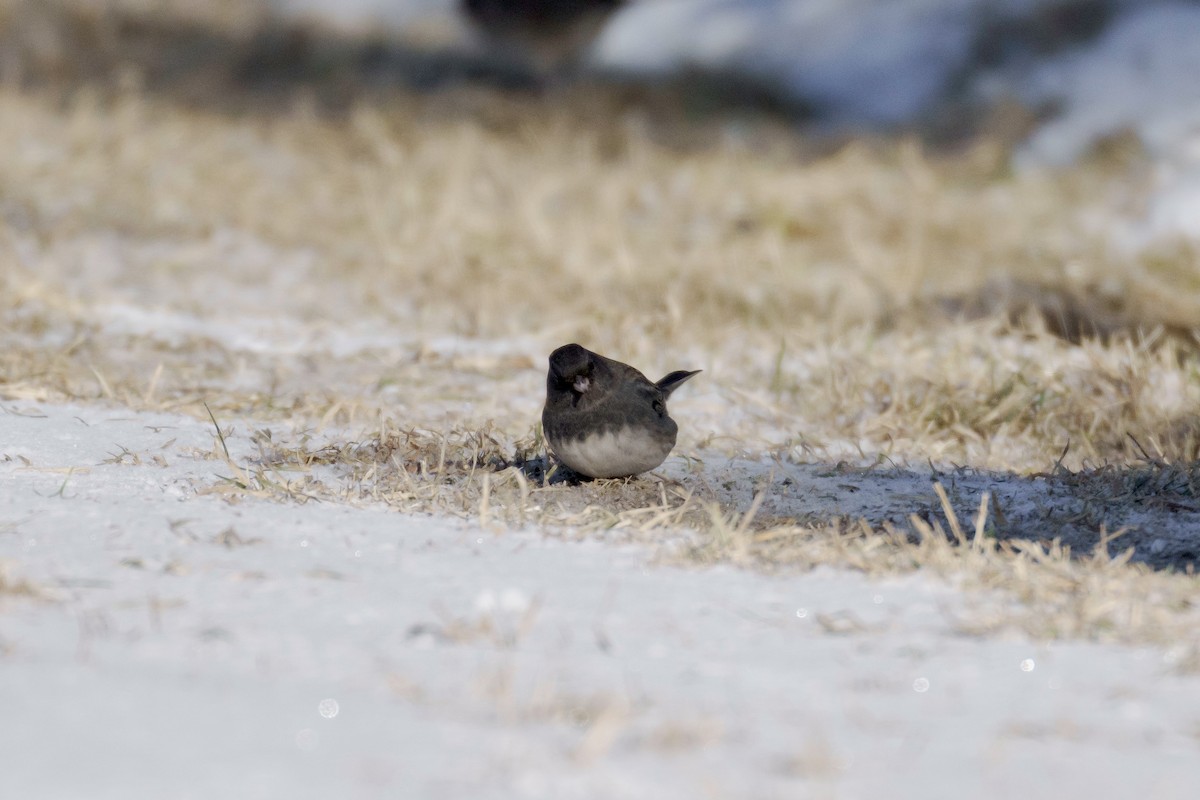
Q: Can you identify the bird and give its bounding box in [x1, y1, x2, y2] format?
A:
[541, 343, 699, 479]
[461, 0, 627, 74]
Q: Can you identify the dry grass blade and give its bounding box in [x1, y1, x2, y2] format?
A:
[933, 482, 967, 546]
[204, 402, 231, 462]
[0, 560, 49, 601]
[972, 491, 990, 552]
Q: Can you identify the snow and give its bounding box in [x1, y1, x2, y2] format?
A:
[596, 0, 982, 124]
[268, 0, 468, 43]
[3, 402, 1200, 798]
[1016, 3, 1200, 165]
[1137, 164, 1200, 246]
[1011, 3, 1200, 248]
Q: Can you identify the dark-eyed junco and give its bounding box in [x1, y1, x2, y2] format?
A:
[541, 343, 699, 479]
[462, 0, 626, 71]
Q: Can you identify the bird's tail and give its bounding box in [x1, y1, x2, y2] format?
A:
[656, 369, 701, 399]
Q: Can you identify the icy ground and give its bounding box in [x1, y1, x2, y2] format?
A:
[2, 402, 1199, 798]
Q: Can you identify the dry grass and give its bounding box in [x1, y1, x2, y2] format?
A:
[0, 559, 47, 602]
[2, 1, 1200, 648]
[178, 421, 1195, 658]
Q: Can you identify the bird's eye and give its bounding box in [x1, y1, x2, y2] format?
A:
[652, 400, 664, 416]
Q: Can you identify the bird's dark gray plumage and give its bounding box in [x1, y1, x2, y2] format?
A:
[541, 343, 699, 479]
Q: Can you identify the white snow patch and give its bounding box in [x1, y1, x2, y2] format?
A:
[267, 0, 468, 44]
[595, 0, 981, 123]
[1017, 4, 1200, 166]
[1009, 4, 1200, 248]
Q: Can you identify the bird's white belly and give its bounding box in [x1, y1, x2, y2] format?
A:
[553, 428, 672, 478]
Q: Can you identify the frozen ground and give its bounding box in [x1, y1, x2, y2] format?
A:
[3, 402, 1200, 799]
[3, 6, 1200, 791]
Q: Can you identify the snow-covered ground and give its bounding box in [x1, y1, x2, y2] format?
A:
[4, 4, 1200, 793]
[3, 402, 1200, 798]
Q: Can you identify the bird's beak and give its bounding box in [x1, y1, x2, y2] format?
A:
[572, 375, 590, 394]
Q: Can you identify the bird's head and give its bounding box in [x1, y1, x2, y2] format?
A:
[548, 343, 595, 395]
